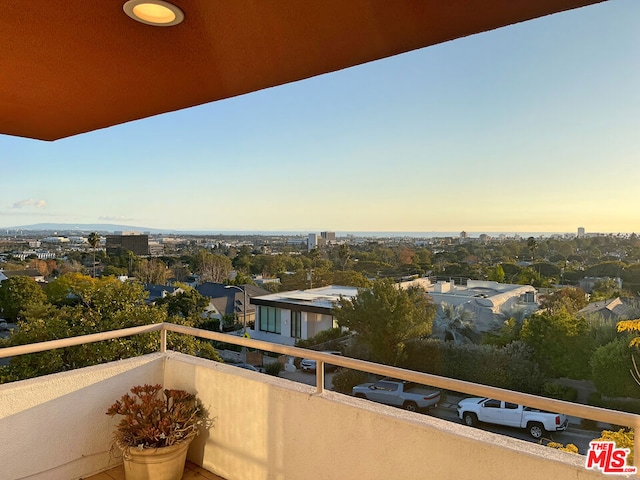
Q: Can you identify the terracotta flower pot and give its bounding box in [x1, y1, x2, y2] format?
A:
[120, 438, 193, 480]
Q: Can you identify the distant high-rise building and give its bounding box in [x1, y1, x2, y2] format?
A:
[309, 231, 335, 250]
[460, 231, 468, 239]
[321, 231, 336, 243]
[308, 233, 319, 251]
[106, 232, 149, 256]
[577, 227, 585, 238]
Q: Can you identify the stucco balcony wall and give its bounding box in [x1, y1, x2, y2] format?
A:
[168, 352, 606, 480]
[0, 348, 612, 480]
[0, 353, 165, 480]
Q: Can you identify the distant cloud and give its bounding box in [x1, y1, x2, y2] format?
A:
[99, 215, 135, 222]
[12, 198, 47, 209]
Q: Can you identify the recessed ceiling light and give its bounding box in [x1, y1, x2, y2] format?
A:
[123, 0, 184, 27]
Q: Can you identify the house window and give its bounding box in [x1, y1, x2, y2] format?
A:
[259, 306, 281, 334]
[291, 311, 301, 339]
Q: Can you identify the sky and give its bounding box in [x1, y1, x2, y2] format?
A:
[2, 0, 639, 235]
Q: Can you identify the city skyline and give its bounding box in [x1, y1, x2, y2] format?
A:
[0, 222, 623, 239]
[2, 0, 638, 233]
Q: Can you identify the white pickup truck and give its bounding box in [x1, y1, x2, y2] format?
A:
[352, 378, 440, 412]
[456, 397, 569, 439]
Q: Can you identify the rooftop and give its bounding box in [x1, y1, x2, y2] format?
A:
[252, 285, 359, 311]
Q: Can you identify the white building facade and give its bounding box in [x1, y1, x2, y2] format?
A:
[250, 285, 358, 345]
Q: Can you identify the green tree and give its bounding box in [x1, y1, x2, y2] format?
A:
[0, 276, 49, 322]
[337, 244, 351, 271]
[517, 267, 546, 287]
[135, 258, 169, 284]
[191, 250, 232, 283]
[44, 272, 94, 305]
[520, 309, 591, 378]
[540, 287, 588, 315]
[155, 287, 208, 318]
[1, 274, 221, 383]
[487, 264, 505, 282]
[590, 337, 639, 398]
[334, 280, 435, 365]
[87, 232, 100, 278]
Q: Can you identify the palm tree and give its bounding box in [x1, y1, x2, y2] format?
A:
[527, 237, 538, 263]
[431, 303, 477, 344]
[87, 232, 100, 278]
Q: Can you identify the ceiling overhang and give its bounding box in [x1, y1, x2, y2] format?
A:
[0, 0, 606, 141]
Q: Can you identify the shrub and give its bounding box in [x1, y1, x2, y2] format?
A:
[541, 382, 578, 402]
[264, 361, 283, 376]
[594, 429, 634, 464]
[402, 339, 543, 394]
[590, 338, 640, 398]
[295, 327, 345, 349]
[588, 391, 640, 415]
[546, 441, 579, 454]
[331, 369, 369, 394]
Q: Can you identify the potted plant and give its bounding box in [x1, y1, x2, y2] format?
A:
[106, 384, 210, 480]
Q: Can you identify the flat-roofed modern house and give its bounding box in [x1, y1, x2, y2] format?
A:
[0, 2, 621, 480]
[400, 278, 539, 332]
[429, 279, 538, 332]
[250, 285, 358, 345]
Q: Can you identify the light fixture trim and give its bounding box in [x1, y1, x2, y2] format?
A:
[123, 0, 184, 27]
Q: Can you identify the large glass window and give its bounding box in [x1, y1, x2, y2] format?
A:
[259, 306, 281, 334]
[291, 311, 301, 339]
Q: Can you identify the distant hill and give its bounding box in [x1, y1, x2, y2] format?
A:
[1, 223, 178, 234]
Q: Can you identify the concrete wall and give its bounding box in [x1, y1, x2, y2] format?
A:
[163, 352, 606, 480]
[1, 351, 611, 480]
[0, 354, 165, 480]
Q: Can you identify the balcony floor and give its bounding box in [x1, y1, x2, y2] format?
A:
[85, 461, 225, 480]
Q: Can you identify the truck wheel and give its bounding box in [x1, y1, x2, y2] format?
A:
[528, 422, 545, 439]
[463, 412, 477, 427]
[404, 401, 418, 412]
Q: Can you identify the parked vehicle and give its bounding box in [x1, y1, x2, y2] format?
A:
[230, 363, 266, 373]
[352, 378, 440, 412]
[456, 397, 569, 439]
[300, 351, 342, 372]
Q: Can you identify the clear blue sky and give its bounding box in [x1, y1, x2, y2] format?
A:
[2, 0, 638, 234]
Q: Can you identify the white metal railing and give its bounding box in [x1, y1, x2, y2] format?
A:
[2, 322, 640, 448]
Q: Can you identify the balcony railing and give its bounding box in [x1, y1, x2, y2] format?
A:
[2, 322, 639, 479]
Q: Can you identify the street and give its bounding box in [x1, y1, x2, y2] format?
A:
[278, 370, 603, 455]
[430, 394, 603, 455]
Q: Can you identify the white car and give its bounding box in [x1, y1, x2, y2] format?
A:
[457, 397, 568, 439]
[300, 351, 342, 372]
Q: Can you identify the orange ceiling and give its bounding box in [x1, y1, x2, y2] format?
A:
[0, 0, 605, 141]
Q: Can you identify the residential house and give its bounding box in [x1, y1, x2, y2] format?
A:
[196, 283, 271, 327]
[579, 276, 623, 294]
[578, 297, 639, 322]
[400, 278, 539, 333]
[144, 284, 183, 303]
[250, 285, 358, 345]
[0, 269, 46, 284]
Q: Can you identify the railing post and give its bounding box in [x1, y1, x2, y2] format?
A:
[635, 419, 640, 477]
[160, 326, 167, 353]
[316, 360, 325, 394]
